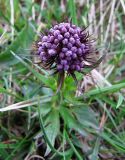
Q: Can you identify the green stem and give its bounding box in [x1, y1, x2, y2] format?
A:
[65, 130, 83, 160]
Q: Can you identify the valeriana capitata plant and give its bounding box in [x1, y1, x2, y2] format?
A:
[32, 22, 104, 158]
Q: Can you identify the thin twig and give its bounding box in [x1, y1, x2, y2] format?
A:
[10, 0, 14, 41]
[104, 0, 116, 43]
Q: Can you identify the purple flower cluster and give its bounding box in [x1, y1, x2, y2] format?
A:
[37, 22, 92, 73]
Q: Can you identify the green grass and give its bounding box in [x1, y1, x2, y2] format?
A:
[0, 0, 125, 159]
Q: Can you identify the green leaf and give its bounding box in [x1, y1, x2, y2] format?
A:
[60, 106, 87, 136]
[68, 0, 77, 25]
[0, 148, 9, 159]
[0, 22, 35, 66]
[39, 103, 51, 117]
[80, 82, 125, 97]
[72, 106, 99, 129]
[89, 137, 100, 160]
[44, 109, 60, 156]
[101, 131, 125, 152]
[116, 93, 124, 109]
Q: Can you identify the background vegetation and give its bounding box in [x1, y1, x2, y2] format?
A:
[0, 0, 125, 159]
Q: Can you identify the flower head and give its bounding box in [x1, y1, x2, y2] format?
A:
[36, 22, 101, 91]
